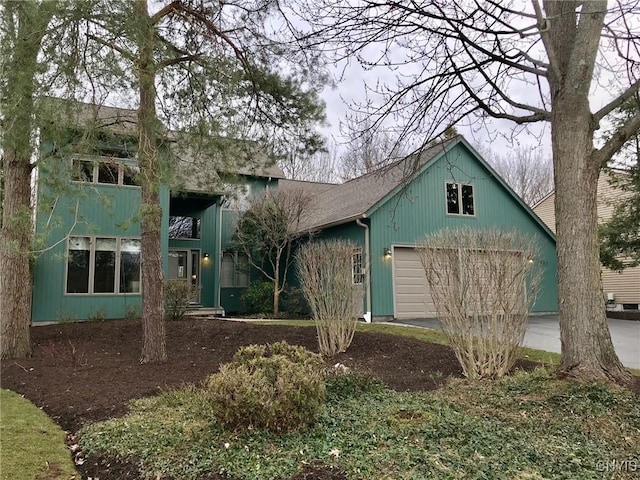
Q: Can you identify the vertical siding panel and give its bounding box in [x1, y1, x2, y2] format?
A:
[369, 144, 558, 318]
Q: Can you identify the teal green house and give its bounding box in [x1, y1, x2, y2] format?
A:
[31, 108, 557, 323]
[278, 136, 558, 321]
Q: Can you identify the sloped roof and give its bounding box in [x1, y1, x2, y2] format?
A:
[279, 137, 458, 230]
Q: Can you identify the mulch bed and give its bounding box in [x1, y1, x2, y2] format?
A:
[1, 317, 628, 480]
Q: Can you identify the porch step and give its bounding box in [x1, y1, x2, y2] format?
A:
[185, 307, 225, 319]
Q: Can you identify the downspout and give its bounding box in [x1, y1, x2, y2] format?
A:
[216, 196, 224, 313]
[356, 217, 372, 323]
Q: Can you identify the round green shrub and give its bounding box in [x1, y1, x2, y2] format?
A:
[206, 341, 326, 432]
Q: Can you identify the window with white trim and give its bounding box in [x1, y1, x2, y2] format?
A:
[352, 248, 364, 285]
[221, 251, 250, 287]
[71, 158, 140, 186]
[66, 236, 141, 294]
[446, 182, 475, 216]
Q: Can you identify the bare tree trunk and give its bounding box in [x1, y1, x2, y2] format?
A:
[136, 0, 166, 363]
[552, 100, 630, 384]
[273, 262, 280, 317]
[0, 3, 51, 359]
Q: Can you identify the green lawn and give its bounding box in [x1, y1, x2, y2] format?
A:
[0, 389, 77, 480]
[78, 368, 640, 479]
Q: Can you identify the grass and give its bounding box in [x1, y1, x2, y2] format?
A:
[0, 389, 77, 480]
[78, 368, 640, 480]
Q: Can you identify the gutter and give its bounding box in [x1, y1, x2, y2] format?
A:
[356, 217, 372, 323]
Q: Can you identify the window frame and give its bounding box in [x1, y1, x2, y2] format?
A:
[445, 181, 476, 217]
[168, 215, 202, 240]
[352, 247, 365, 285]
[65, 235, 141, 295]
[71, 156, 140, 188]
[220, 251, 250, 288]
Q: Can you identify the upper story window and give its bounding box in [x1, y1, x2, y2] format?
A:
[221, 182, 252, 210]
[352, 248, 364, 285]
[446, 182, 475, 216]
[71, 158, 140, 187]
[168, 216, 201, 240]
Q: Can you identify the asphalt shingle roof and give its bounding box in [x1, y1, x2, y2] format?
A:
[279, 137, 459, 230]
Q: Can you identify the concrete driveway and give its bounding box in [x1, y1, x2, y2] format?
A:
[395, 314, 640, 369]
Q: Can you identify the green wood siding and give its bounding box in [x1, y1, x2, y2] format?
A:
[32, 176, 171, 322]
[366, 143, 558, 317]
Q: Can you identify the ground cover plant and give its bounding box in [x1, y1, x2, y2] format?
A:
[1, 318, 638, 479]
[78, 368, 640, 479]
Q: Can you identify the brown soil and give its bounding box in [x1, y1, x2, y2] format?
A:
[1, 317, 623, 480]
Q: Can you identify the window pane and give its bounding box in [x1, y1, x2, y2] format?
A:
[236, 253, 250, 287]
[94, 238, 116, 293]
[72, 159, 94, 182]
[67, 236, 90, 293]
[120, 239, 141, 293]
[462, 185, 475, 215]
[122, 164, 140, 186]
[221, 253, 234, 287]
[352, 248, 364, 284]
[446, 183, 460, 214]
[168, 216, 200, 239]
[97, 161, 119, 184]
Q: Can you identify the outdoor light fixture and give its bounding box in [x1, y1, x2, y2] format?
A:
[204, 253, 210, 259]
[383, 248, 392, 259]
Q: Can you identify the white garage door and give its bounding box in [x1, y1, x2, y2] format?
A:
[393, 247, 437, 319]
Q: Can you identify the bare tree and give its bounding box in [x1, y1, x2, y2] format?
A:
[298, 0, 640, 383]
[480, 145, 554, 206]
[233, 188, 313, 317]
[279, 139, 341, 183]
[339, 113, 407, 180]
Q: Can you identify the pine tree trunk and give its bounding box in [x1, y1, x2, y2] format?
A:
[0, 148, 33, 360]
[0, 3, 51, 359]
[137, 0, 166, 363]
[551, 99, 631, 385]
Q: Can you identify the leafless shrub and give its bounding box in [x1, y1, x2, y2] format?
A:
[164, 280, 197, 321]
[418, 228, 541, 379]
[296, 240, 363, 357]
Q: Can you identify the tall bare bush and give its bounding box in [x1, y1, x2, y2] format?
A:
[418, 228, 541, 378]
[296, 240, 363, 356]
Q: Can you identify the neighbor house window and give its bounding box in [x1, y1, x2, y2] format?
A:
[352, 248, 364, 285]
[446, 182, 475, 216]
[71, 158, 140, 186]
[66, 236, 141, 294]
[168, 216, 201, 239]
[221, 251, 250, 287]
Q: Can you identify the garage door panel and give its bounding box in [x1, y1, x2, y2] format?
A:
[393, 247, 436, 319]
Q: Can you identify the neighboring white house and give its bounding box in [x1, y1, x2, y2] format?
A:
[533, 169, 640, 311]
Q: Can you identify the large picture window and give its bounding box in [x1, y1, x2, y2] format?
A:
[221, 252, 250, 287]
[66, 236, 141, 294]
[71, 158, 140, 186]
[446, 182, 475, 216]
